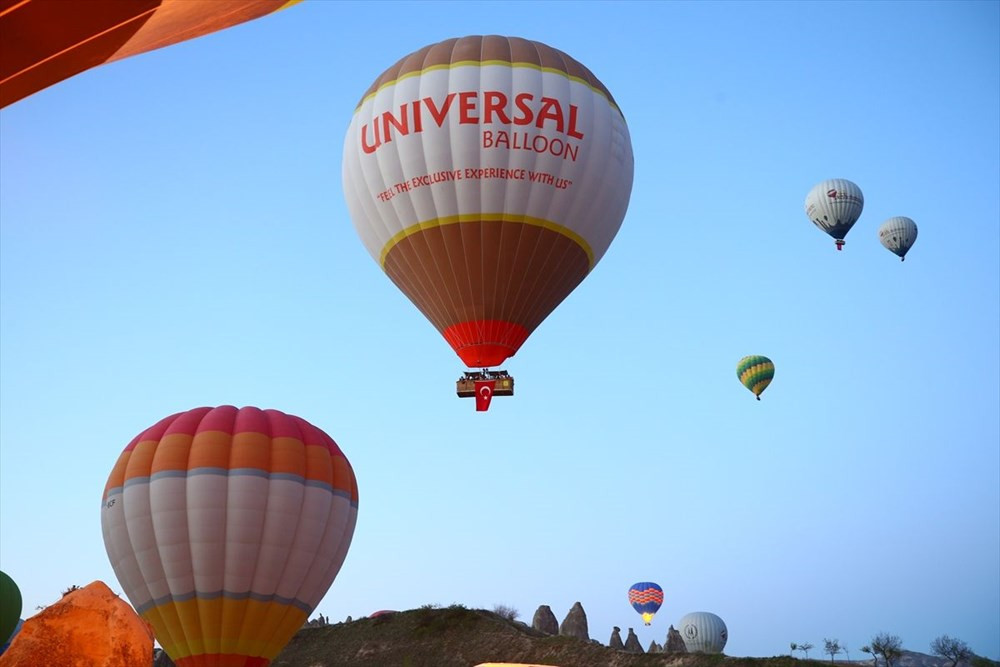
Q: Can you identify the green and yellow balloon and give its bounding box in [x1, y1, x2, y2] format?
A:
[737, 355, 774, 400]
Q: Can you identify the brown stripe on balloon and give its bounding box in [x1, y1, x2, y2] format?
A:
[382, 219, 590, 346]
[357, 35, 618, 110]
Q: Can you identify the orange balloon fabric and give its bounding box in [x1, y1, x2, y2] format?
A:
[0, 0, 301, 108]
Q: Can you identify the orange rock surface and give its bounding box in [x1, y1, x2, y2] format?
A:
[0, 580, 152, 667]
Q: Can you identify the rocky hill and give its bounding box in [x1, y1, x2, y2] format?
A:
[149, 606, 1000, 667]
[269, 606, 800, 667]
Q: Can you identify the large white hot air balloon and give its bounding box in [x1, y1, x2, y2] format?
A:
[678, 611, 728, 654]
[804, 179, 864, 250]
[878, 216, 918, 261]
[342, 35, 634, 378]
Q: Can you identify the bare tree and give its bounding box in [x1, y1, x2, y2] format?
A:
[861, 645, 876, 666]
[870, 633, 903, 667]
[843, 642, 851, 662]
[825, 638, 843, 662]
[492, 604, 519, 622]
[931, 636, 972, 667]
[792, 643, 800, 657]
[800, 643, 816, 659]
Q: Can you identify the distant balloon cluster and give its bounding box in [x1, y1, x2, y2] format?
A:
[805, 178, 919, 260]
[738, 179, 921, 403]
[627, 583, 727, 654]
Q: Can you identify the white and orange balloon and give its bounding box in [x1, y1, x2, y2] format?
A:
[342, 35, 634, 368]
[101, 406, 358, 667]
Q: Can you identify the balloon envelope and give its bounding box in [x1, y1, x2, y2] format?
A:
[737, 355, 774, 400]
[678, 611, 728, 654]
[342, 35, 634, 368]
[0, 618, 23, 655]
[878, 216, 918, 261]
[804, 179, 864, 250]
[627, 581, 663, 625]
[1, 0, 301, 108]
[0, 571, 21, 647]
[101, 406, 358, 667]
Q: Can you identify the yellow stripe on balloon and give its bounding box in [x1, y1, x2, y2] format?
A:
[357, 61, 622, 116]
[150, 597, 309, 660]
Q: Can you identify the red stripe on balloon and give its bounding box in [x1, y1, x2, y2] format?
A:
[442, 320, 530, 368]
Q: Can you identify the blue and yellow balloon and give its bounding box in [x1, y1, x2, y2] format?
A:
[628, 582, 663, 626]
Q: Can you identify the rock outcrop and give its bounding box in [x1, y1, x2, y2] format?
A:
[558, 601, 589, 641]
[665, 624, 688, 653]
[648, 639, 663, 653]
[0, 581, 152, 667]
[609, 626, 624, 649]
[531, 605, 558, 635]
[624, 627, 644, 653]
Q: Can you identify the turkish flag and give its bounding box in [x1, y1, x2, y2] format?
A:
[474, 380, 494, 412]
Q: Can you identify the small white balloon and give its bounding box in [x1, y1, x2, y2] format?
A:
[804, 179, 864, 250]
[878, 216, 918, 261]
[678, 611, 728, 654]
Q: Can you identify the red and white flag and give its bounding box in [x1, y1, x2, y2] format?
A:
[474, 380, 494, 412]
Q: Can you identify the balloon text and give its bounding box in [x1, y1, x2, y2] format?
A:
[360, 91, 585, 155]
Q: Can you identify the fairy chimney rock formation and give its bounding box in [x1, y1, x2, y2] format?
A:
[624, 627, 644, 653]
[0, 581, 153, 667]
[665, 624, 689, 653]
[609, 626, 624, 649]
[532, 605, 558, 635]
[558, 601, 589, 641]
[649, 639, 663, 653]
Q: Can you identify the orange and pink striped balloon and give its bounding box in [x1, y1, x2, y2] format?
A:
[101, 406, 358, 667]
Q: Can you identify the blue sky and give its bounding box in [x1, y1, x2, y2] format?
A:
[1, 0, 998, 659]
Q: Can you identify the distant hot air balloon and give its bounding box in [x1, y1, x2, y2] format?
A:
[627, 582, 663, 626]
[678, 611, 727, 654]
[342, 35, 634, 398]
[737, 355, 774, 401]
[805, 179, 864, 250]
[0, 0, 302, 108]
[0, 571, 21, 648]
[101, 406, 358, 667]
[878, 216, 918, 261]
